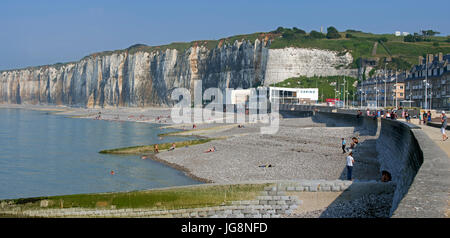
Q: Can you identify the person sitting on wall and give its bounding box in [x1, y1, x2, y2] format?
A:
[349, 137, 359, 151]
[381, 170, 392, 182]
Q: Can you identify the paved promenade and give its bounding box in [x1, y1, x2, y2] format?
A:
[398, 118, 450, 157]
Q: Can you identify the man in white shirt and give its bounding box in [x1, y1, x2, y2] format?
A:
[346, 152, 355, 181]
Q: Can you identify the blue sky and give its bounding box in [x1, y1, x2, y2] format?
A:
[1, 0, 449, 70]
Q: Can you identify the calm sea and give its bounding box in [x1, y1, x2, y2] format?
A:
[0, 108, 201, 199]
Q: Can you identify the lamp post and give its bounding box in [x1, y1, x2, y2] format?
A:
[430, 83, 433, 110]
[384, 63, 387, 108]
[375, 75, 378, 110]
[395, 70, 398, 109]
[360, 89, 363, 108]
[425, 55, 428, 110]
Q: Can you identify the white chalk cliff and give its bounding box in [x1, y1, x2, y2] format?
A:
[0, 40, 357, 107]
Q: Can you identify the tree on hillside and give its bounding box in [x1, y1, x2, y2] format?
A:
[310, 30, 325, 39]
[293, 27, 306, 34]
[282, 30, 295, 40]
[272, 27, 285, 34]
[404, 33, 425, 42]
[421, 30, 440, 37]
[326, 26, 341, 39]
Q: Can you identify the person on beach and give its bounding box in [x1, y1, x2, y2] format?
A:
[346, 152, 354, 181]
[204, 146, 216, 153]
[168, 143, 176, 151]
[441, 111, 448, 141]
[341, 138, 347, 154]
[154, 144, 159, 153]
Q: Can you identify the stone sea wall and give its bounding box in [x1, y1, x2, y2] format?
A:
[0, 41, 356, 108]
[376, 119, 424, 216]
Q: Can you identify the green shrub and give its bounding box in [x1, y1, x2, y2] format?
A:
[326, 26, 341, 39]
[310, 30, 325, 39]
[293, 27, 306, 34]
[378, 37, 388, 42]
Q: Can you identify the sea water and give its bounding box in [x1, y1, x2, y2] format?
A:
[0, 108, 201, 199]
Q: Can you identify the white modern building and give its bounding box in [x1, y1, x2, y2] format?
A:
[268, 87, 318, 104]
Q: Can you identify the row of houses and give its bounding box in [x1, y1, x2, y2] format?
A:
[357, 52, 450, 110]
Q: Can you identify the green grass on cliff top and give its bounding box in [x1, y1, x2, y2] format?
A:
[270, 31, 450, 69]
[3, 27, 449, 72]
[1, 184, 268, 211]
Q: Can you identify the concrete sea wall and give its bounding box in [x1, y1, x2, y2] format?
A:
[376, 119, 424, 216]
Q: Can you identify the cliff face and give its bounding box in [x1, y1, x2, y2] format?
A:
[0, 40, 354, 108]
[264, 48, 358, 85]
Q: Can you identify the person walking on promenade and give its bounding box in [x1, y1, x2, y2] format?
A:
[346, 152, 354, 181]
[356, 110, 362, 118]
[405, 110, 410, 123]
[418, 112, 422, 125]
[441, 111, 448, 141]
[423, 110, 428, 124]
[341, 138, 347, 153]
[427, 111, 432, 124]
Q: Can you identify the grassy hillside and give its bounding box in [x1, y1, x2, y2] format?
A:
[269, 28, 450, 70]
[270, 75, 358, 102]
[83, 27, 450, 71]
